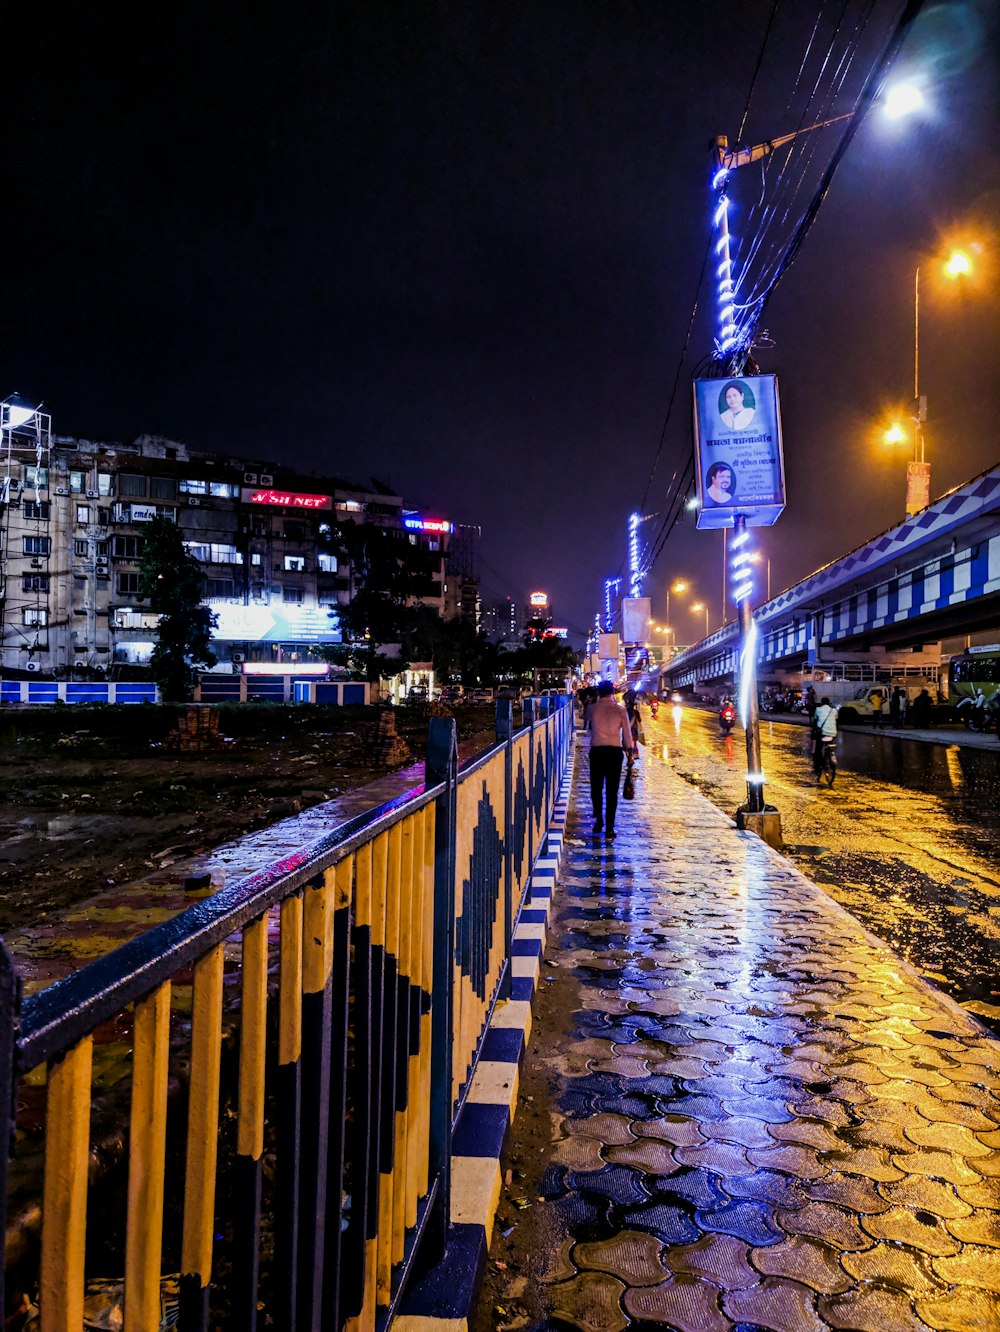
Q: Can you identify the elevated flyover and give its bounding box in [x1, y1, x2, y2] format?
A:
[665, 463, 1000, 690]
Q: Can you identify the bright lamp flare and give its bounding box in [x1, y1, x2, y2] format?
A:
[883, 83, 924, 119]
[3, 404, 35, 429]
[945, 250, 972, 278]
[884, 422, 907, 445]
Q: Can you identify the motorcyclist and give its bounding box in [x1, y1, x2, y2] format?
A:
[719, 696, 736, 733]
[812, 696, 839, 780]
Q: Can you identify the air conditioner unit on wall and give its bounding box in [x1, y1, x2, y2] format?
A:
[231, 652, 245, 662]
[25, 661, 39, 672]
[55, 487, 70, 496]
[86, 490, 99, 498]
[243, 472, 258, 484]
[259, 474, 273, 485]
[188, 498, 202, 506]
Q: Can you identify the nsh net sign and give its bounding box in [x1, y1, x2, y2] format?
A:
[693, 375, 785, 529]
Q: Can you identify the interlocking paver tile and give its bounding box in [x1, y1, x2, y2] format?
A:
[604, 1139, 677, 1175]
[931, 1244, 1000, 1292]
[747, 1142, 831, 1179]
[890, 1149, 985, 1188]
[662, 1231, 756, 1287]
[945, 1210, 1000, 1248]
[821, 1284, 935, 1330]
[956, 1176, 1000, 1209]
[841, 1242, 948, 1294]
[696, 1198, 785, 1246]
[673, 1140, 756, 1177]
[548, 1270, 629, 1332]
[552, 1134, 608, 1172]
[623, 1274, 732, 1331]
[876, 1174, 973, 1218]
[724, 1167, 811, 1211]
[902, 1119, 992, 1158]
[807, 1171, 894, 1214]
[619, 1202, 701, 1244]
[914, 1097, 999, 1132]
[915, 1285, 1000, 1330]
[777, 1201, 874, 1250]
[767, 1118, 844, 1152]
[860, 1206, 962, 1256]
[703, 1115, 777, 1149]
[825, 1146, 907, 1183]
[573, 1230, 666, 1286]
[564, 1111, 635, 1145]
[723, 1274, 826, 1330]
[751, 1235, 855, 1293]
[631, 1114, 705, 1148]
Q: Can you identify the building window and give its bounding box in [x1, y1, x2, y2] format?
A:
[70, 471, 86, 494]
[23, 536, 51, 556]
[205, 578, 235, 598]
[23, 466, 48, 489]
[180, 478, 209, 495]
[97, 473, 113, 496]
[318, 553, 338, 573]
[283, 586, 304, 604]
[118, 572, 142, 595]
[284, 555, 306, 572]
[150, 476, 177, 500]
[24, 500, 50, 521]
[184, 542, 243, 565]
[23, 608, 48, 627]
[111, 536, 145, 560]
[251, 552, 262, 566]
[76, 505, 90, 524]
[73, 539, 88, 557]
[22, 574, 49, 592]
[118, 473, 146, 497]
[209, 481, 236, 498]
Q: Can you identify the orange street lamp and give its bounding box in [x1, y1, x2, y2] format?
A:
[690, 602, 710, 637]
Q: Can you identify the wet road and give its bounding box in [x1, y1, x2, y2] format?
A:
[649, 706, 1000, 1032]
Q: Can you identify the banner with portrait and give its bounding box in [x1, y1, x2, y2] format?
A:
[693, 374, 786, 529]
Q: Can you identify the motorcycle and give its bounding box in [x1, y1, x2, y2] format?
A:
[719, 701, 736, 735]
[649, 698, 659, 719]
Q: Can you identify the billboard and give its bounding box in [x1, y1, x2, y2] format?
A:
[693, 375, 785, 529]
[598, 633, 620, 661]
[621, 597, 651, 645]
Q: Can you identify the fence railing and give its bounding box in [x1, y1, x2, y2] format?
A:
[0, 695, 574, 1330]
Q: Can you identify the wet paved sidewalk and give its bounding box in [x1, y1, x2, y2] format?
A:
[480, 744, 1000, 1330]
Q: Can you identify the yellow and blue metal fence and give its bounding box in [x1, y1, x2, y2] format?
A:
[0, 695, 573, 1330]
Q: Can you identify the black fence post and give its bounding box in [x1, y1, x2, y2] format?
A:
[424, 716, 457, 1262]
[0, 941, 19, 1322]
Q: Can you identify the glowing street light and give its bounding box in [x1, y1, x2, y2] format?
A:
[883, 82, 924, 120]
[884, 422, 907, 446]
[944, 249, 972, 279]
[689, 602, 710, 638]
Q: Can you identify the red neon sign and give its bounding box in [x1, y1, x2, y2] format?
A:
[243, 487, 332, 510]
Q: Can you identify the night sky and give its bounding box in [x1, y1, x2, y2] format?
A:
[5, 1, 998, 642]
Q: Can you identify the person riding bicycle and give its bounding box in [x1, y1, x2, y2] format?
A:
[812, 696, 839, 781]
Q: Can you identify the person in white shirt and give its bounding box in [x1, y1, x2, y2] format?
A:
[720, 382, 756, 430]
[586, 681, 635, 839]
[812, 696, 838, 778]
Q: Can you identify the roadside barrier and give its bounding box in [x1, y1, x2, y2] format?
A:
[0, 695, 574, 1329]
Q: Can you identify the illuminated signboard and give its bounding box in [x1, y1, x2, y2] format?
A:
[241, 487, 332, 511]
[241, 662, 330, 677]
[529, 591, 549, 607]
[403, 516, 453, 533]
[692, 374, 785, 529]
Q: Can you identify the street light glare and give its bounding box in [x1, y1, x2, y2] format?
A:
[884, 422, 907, 445]
[883, 82, 924, 119]
[945, 249, 972, 278]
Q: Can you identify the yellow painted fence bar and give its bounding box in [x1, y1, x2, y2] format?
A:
[40, 1037, 92, 1332]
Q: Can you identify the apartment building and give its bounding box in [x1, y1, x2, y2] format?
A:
[0, 423, 457, 675]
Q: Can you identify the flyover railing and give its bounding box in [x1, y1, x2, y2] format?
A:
[0, 695, 574, 1330]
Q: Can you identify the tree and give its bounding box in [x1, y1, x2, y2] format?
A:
[138, 516, 217, 702]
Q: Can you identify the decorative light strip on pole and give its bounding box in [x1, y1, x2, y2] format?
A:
[603, 576, 621, 633]
[628, 511, 642, 598]
[712, 156, 739, 356]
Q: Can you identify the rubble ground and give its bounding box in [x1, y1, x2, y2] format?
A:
[0, 701, 497, 934]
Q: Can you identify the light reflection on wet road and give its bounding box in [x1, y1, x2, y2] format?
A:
[651, 707, 1000, 1032]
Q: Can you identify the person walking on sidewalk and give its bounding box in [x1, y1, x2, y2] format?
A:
[586, 681, 635, 839]
[812, 695, 839, 780]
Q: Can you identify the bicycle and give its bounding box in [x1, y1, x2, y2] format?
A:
[817, 738, 837, 787]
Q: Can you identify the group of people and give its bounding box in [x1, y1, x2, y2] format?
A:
[581, 684, 648, 839]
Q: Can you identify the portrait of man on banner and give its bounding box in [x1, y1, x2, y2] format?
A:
[692, 374, 786, 530]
